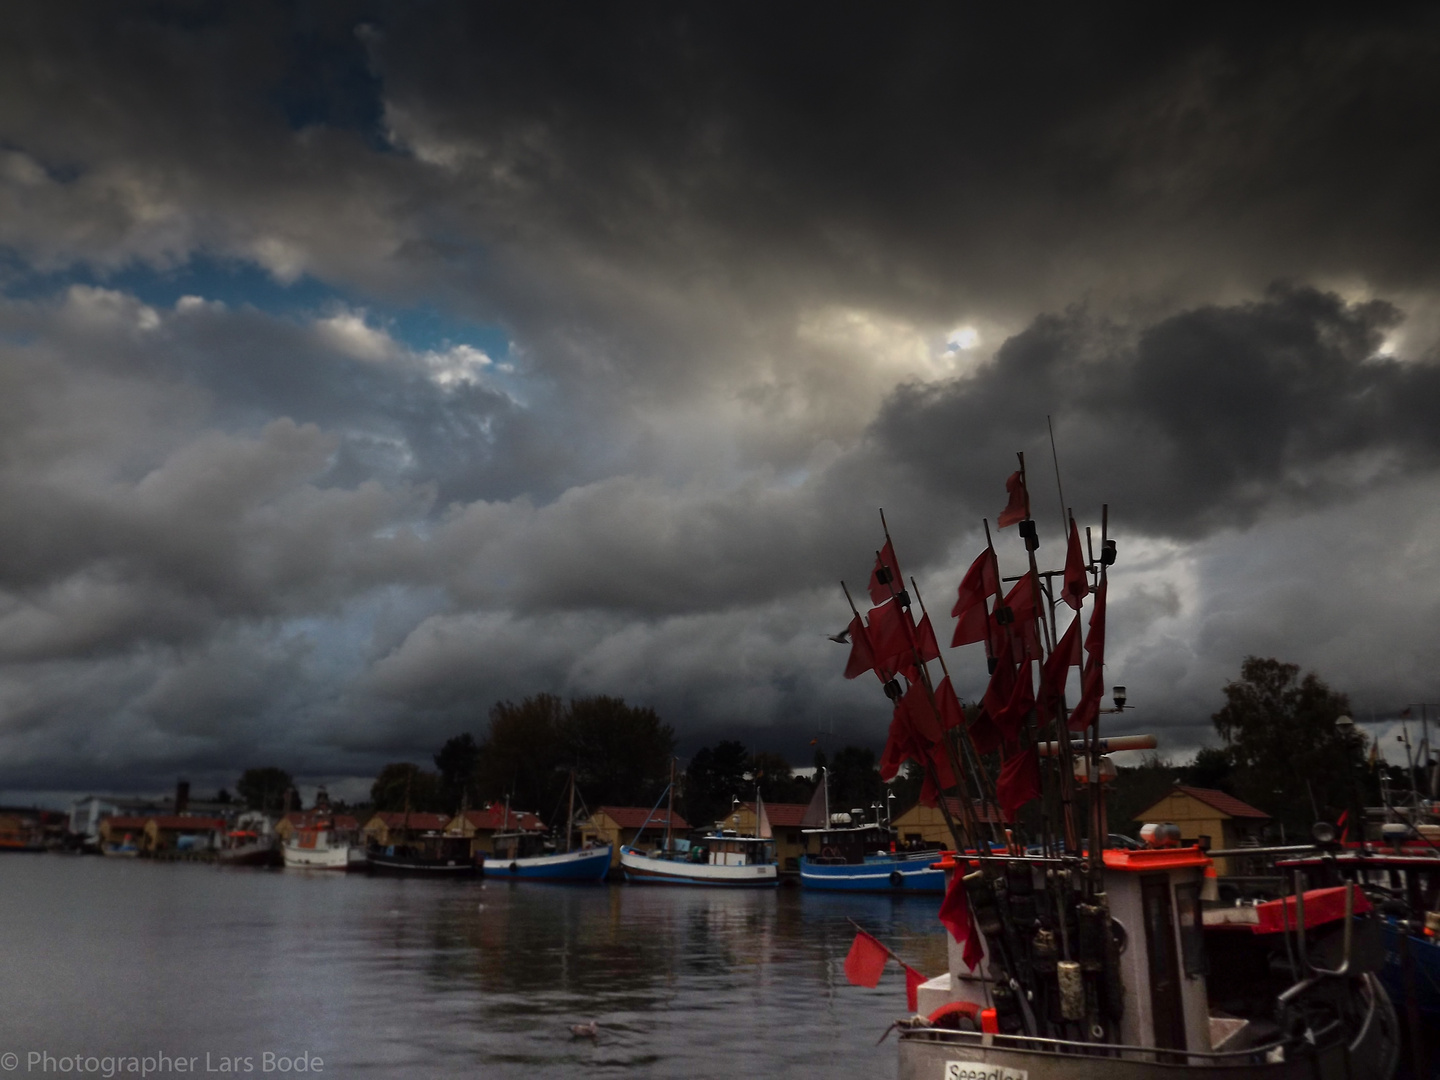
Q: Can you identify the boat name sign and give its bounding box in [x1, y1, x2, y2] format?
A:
[944, 1063, 1027, 1080]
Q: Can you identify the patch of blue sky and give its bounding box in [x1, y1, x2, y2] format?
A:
[0, 249, 512, 361]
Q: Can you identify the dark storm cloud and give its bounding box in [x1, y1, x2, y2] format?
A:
[873, 285, 1440, 536]
[5, 4, 1440, 795]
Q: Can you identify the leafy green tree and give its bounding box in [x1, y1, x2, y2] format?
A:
[434, 733, 482, 812]
[370, 763, 445, 813]
[751, 750, 813, 805]
[684, 740, 750, 829]
[476, 694, 569, 812]
[1212, 657, 1366, 834]
[827, 745, 884, 819]
[236, 767, 294, 815]
[474, 694, 676, 813]
[565, 696, 677, 807]
[1178, 745, 1234, 791]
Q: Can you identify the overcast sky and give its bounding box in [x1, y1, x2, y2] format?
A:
[3, 3, 1439, 802]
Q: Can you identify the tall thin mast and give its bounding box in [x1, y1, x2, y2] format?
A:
[664, 757, 676, 854]
[566, 768, 576, 854]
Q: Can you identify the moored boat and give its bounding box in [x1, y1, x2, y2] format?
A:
[620, 832, 778, 887]
[367, 835, 478, 876]
[484, 774, 612, 883]
[281, 821, 351, 870]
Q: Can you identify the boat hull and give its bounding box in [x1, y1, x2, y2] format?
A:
[800, 854, 945, 893]
[898, 973, 1398, 1080]
[620, 846, 778, 887]
[486, 846, 612, 882]
[367, 852, 479, 876]
[218, 842, 278, 867]
[282, 844, 349, 870]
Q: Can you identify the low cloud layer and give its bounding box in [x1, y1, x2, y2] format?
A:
[2, 5, 1439, 797]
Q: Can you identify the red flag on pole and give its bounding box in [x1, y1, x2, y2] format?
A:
[997, 471, 1029, 528]
[967, 708, 1002, 756]
[901, 679, 942, 746]
[867, 601, 916, 680]
[993, 659, 1035, 744]
[1062, 518, 1089, 611]
[869, 540, 903, 605]
[844, 930, 890, 988]
[1084, 577, 1107, 667]
[951, 546, 1000, 647]
[996, 744, 1042, 819]
[913, 612, 941, 665]
[996, 575, 1041, 660]
[934, 676, 965, 731]
[905, 964, 927, 1012]
[841, 615, 876, 680]
[1042, 613, 1082, 702]
[939, 868, 985, 970]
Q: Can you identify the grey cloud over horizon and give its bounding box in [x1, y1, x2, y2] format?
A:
[3, 4, 1440, 799]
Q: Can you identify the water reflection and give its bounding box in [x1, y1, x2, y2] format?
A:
[2, 858, 947, 1078]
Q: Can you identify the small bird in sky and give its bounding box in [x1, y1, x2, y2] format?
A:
[827, 628, 851, 644]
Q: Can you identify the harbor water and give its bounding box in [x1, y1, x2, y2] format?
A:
[0, 856, 948, 1078]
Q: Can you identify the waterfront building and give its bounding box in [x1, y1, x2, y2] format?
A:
[442, 804, 546, 859]
[890, 797, 1004, 848]
[1133, 785, 1272, 875]
[143, 816, 227, 854]
[579, 806, 690, 869]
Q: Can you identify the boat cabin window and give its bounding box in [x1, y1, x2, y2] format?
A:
[1174, 881, 1206, 978]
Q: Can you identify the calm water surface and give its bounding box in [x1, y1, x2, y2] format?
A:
[1, 857, 949, 1078]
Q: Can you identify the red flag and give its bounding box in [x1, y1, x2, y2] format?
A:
[868, 540, 903, 605]
[901, 680, 942, 746]
[1084, 577, 1106, 667]
[841, 615, 876, 680]
[966, 708, 1002, 755]
[951, 600, 989, 648]
[913, 612, 941, 665]
[844, 930, 890, 988]
[996, 576, 1041, 660]
[992, 659, 1035, 744]
[867, 601, 916, 680]
[996, 744, 1041, 819]
[1042, 614, 1082, 702]
[1062, 518, 1089, 610]
[997, 470, 1029, 528]
[880, 702, 915, 782]
[905, 964, 926, 1012]
[934, 677, 965, 730]
[981, 630, 1015, 722]
[939, 869, 985, 970]
[952, 548, 1000, 616]
[1068, 661, 1103, 732]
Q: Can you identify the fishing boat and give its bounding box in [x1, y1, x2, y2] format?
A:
[828, 465, 1402, 1080]
[798, 771, 951, 893]
[485, 777, 612, 883]
[281, 819, 352, 870]
[619, 763, 779, 887]
[217, 828, 277, 867]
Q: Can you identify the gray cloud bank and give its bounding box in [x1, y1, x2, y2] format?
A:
[2, 4, 1440, 796]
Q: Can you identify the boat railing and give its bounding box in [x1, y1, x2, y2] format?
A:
[900, 1017, 1348, 1066]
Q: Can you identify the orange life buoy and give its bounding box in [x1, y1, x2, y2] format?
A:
[926, 1000, 983, 1028]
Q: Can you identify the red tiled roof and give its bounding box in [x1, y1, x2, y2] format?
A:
[597, 806, 690, 830]
[150, 816, 226, 831]
[369, 812, 451, 831]
[104, 816, 152, 830]
[1172, 786, 1271, 820]
[740, 802, 812, 828]
[457, 805, 545, 832]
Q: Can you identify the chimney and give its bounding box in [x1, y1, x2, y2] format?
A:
[175, 780, 190, 815]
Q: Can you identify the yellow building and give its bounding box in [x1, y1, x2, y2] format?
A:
[579, 806, 690, 868]
[892, 798, 1003, 848]
[443, 805, 546, 858]
[1134, 785, 1271, 875]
